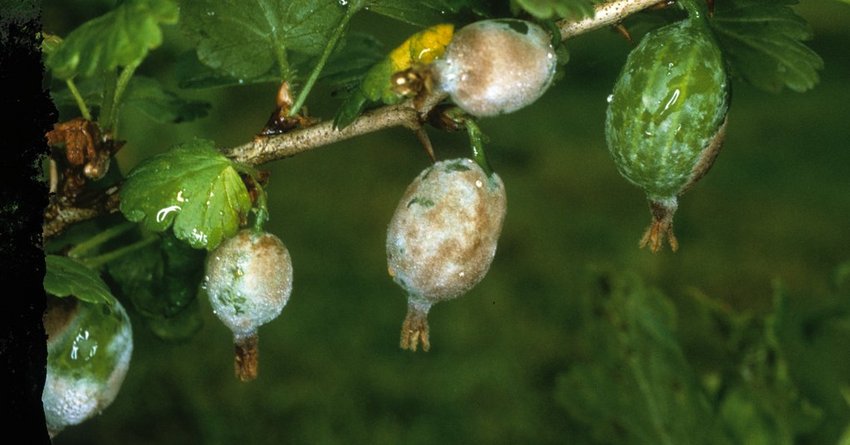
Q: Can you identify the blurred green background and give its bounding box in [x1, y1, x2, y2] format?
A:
[43, 1, 850, 444]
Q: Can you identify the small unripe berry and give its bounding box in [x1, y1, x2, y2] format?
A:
[42, 297, 133, 437]
[605, 19, 730, 252]
[435, 19, 557, 117]
[387, 158, 507, 351]
[205, 229, 293, 381]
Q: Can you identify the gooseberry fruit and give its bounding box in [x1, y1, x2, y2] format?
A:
[605, 18, 730, 252]
[204, 229, 293, 381]
[42, 296, 133, 437]
[386, 158, 507, 351]
[434, 19, 557, 117]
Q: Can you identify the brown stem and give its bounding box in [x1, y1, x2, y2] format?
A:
[557, 0, 663, 40]
[234, 333, 259, 382]
[224, 100, 427, 165]
[43, 186, 120, 239]
[400, 301, 432, 352]
[42, 0, 660, 239]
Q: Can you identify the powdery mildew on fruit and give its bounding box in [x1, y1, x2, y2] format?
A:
[43, 298, 133, 437]
[205, 230, 293, 340]
[387, 159, 506, 302]
[387, 159, 507, 351]
[435, 19, 557, 117]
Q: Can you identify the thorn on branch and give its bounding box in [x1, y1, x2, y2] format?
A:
[414, 128, 436, 162]
[612, 23, 634, 44]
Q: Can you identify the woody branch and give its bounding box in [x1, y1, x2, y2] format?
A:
[45, 0, 662, 238]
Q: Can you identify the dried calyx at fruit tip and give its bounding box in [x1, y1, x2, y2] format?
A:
[434, 19, 557, 117]
[42, 296, 133, 438]
[204, 229, 293, 381]
[387, 158, 507, 351]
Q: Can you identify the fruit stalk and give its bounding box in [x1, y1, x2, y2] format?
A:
[205, 229, 293, 381]
[387, 159, 507, 351]
[234, 332, 260, 382]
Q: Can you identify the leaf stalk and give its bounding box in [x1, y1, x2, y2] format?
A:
[289, 6, 359, 117]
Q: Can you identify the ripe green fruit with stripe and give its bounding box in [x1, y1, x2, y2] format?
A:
[605, 18, 730, 252]
[387, 158, 507, 351]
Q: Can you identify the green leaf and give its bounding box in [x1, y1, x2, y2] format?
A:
[362, 0, 499, 26]
[174, 50, 280, 89]
[175, 32, 383, 90]
[715, 298, 823, 445]
[180, 0, 346, 80]
[510, 0, 596, 20]
[44, 255, 116, 306]
[320, 32, 386, 89]
[555, 271, 720, 445]
[106, 233, 205, 340]
[120, 139, 252, 250]
[770, 284, 850, 443]
[46, 0, 178, 80]
[710, 0, 824, 93]
[50, 75, 211, 123]
[365, 0, 452, 26]
[124, 76, 211, 123]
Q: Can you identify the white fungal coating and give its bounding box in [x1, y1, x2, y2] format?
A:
[42, 298, 133, 437]
[205, 229, 292, 340]
[388, 158, 507, 351]
[43, 375, 100, 434]
[387, 158, 507, 304]
[435, 19, 557, 117]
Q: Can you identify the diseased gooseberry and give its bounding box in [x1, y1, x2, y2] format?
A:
[605, 18, 730, 252]
[386, 158, 507, 351]
[434, 19, 557, 117]
[204, 229, 293, 381]
[42, 296, 133, 437]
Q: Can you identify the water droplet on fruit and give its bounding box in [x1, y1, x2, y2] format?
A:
[606, 94, 614, 103]
[70, 329, 98, 361]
